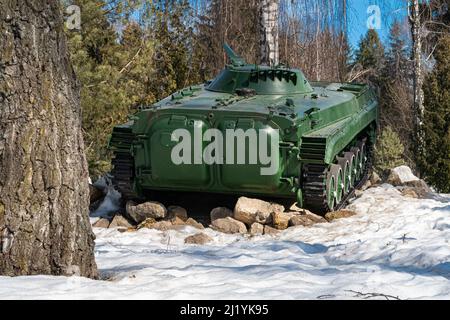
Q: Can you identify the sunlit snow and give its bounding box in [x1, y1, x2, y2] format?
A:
[1, 185, 449, 300]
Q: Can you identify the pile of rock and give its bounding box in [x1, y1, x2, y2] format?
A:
[385, 166, 431, 199]
[209, 197, 344, 236]
[92, 201, 205, 232]
[351, 166, 431, 200]
[92, 195, 359, 236]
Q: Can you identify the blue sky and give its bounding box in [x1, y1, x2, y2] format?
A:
[347, 0, 409, 48]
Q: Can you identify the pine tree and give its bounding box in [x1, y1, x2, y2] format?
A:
[353, 29, 385, 84]
[149, 0, 194, 100]
[374, 127, 406, 174]
[66, 0, 130, 177]
[420, 35, 450, 192]
[66, 0, 157, 178]
[379, 21, 414, 166]
[384, 22, 410, 82]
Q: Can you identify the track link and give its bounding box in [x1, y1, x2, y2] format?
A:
[111, 152, 139, 200]
[303, 140, 373, 214]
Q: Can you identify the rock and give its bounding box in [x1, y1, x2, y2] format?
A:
[150, 221, 173, 231]
[210, 207, 233, 221]
[370, 171, 382, 185]
[185, 217, 205, 229]
[354, 189, 364, 198]
[386, 166, 419, 186]
[170, 216, 187, 225]
[404, 180, 431, 198]
[263, 225, 280, 235]
[289, 215, 316, 227]
[249, 222, 264, 235]
[211, 217, 247, 234]
[325, 210, 357, 222]
[137, 217, 157, 229]
[109, 215, 133, 229]
[92, 218, 110, 228]
[184, 233, 213, 245]
[360, 180, 372, 191]
[401, 188, 419, 198]
[288, 210, 328, 227]
[289, 203, 303, 212]
[271, 212, 292, 230]
[234, 197, 284, 225]
[167, 206, 188, 221]
[126, 201, 167, 224]
[302, 210, 327, 223]
[89, 184, 104, 203]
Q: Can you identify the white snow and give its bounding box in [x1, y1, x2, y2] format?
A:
[0, 185, 449, 300]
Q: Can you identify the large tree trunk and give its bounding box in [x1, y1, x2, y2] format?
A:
[259, 0, 279, 66]
[409, 0, 425, 159]
[0, 0, 97, 278]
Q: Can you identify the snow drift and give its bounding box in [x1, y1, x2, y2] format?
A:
[0, 184, 449, 300]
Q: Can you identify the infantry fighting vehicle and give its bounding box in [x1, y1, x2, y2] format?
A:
[109, 45, 378, 214]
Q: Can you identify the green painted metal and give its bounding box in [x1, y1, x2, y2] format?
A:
[108, 45, 378, 204]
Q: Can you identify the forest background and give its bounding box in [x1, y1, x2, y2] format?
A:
[62, 0, 450, 192]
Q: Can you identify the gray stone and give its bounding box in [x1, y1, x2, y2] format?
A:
[210, 207, 233, 221]
[185, 217, 205, 229]
[234, 197, 284, 225]
[263, 225, 280, 235]
[167, 205, 188, 221]
[386, 166, 419, 186]
[109, 215, 133, 229]
[354, 189, 364, 198]
[170, 216, 187, 225]
[92, 218, 110, 228]
[401, 188, 419, 198]
[325, 210, 357, 222]
[184, 233, 213, 245]
[137, 217, 157, 229]
[211, 217, 247, 234]
[150, 221, 173, 231]
[404, 180, 431, 198]
[360, 180, 372, 191]
[249, 222, 264, 235]
[126, 201, 167, 224]
[302, 210, 327, 223]
[289, 215, 316, 227]
[271, 211, 293, 230]
[370, 171, 382, 185]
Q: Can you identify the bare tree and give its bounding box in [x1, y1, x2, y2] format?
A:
[259, 0, 280, 65]
[408, 0, 425, 157]
[0, 0, 97, 277]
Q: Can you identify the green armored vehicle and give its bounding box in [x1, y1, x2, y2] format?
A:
[109, 45, 378, 213]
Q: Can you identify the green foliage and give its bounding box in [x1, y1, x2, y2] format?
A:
[378, 22, 414, 166]
[353, 29, 385, 84]
[374, 126, 406, 174]
[354, 29, 385, 70]
[66, 0, 196, 179]
[420, 35, 450, 192]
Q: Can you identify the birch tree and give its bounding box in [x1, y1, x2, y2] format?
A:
[409, 0, 425, 157]
[259, 0, 280, 66]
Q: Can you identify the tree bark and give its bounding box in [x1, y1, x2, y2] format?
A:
[0, 0, 97, 278]
[259, 0, 279, 66]
[409, 0, 425, 158]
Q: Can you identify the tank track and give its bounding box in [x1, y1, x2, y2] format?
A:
[303, 139, 373, 214]
[111, 152, 139, 200]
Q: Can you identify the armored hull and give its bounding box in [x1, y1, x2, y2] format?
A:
[109, 46, 378, 213]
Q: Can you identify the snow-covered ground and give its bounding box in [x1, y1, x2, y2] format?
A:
[0, 185, 449, 300]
